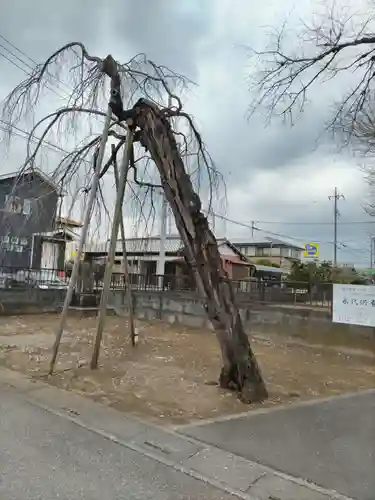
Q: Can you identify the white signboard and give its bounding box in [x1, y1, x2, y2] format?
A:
[332, 284, 375, 327]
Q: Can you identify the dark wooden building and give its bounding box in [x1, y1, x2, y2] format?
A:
[0, 169, 66, 270]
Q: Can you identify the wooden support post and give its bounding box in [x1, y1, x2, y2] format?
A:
[90, 127, 134, 369]
[49, 107, 113, 374]
[112, 144, 136, 346]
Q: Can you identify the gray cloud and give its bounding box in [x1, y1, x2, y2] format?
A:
[1, 0, 105, 60]
[114, 0, 210, 77]
[1, 0, 210, 77]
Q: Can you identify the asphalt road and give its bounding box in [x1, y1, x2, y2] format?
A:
[0, 388, 234, 500]
[181, 391, 375, 500]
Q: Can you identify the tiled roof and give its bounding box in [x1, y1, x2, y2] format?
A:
[85, 236, 183, 254]
[231, 236, 304, 250]
[85, 236, 241, 256]
[57, 216, 83, 228]
[120, 237, 183, 254]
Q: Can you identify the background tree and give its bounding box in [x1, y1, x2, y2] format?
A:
[289, 261, 333, 282]
[289, 260, 363, 284]
[249, 2, 375, 167]
[1, 43, 267, 402]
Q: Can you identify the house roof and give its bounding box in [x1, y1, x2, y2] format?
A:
[122, 236, 183, 254]
[221, 255, 253, 266]
[85, 236, 249, 260]
[231, 236, 304, 250]
[216, 239, 249, 261]
[56, 216, 83, 228]
[0, 168, 62, 194]
[174, 254, 253, 266]
[33, 227, 79, 240]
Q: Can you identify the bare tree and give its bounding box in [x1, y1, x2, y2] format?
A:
[248, 3, 375, 213]
[249, 3, 375, 141]
[1, 42, 267, 402]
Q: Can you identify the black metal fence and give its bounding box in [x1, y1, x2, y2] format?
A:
[0, 266, 333, 307]
[106, 273, 195, 291]
[0, 267, 67, 289]
[232, 279, 332, 307]
[107, 274, 332, 307]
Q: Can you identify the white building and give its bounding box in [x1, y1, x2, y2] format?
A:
[231, 236, 304, 269]
[84, 235, 253, 280]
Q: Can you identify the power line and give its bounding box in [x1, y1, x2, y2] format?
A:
[0, 35, 69, 101]
[0, 42, 34, 71]
[0, 49, 29, 74]
[0, 33, 72, 97]
[252, 219, 375, 225]
[0, 50, 66, 101]
[0, 35, 105, 167]
[0, 119, 69, 156]
[209, 209, 371, 257]
[0, 34, 36, 65]
[207, 210, 306, 243]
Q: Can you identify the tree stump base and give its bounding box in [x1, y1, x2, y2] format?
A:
[219, 365, 268, 404]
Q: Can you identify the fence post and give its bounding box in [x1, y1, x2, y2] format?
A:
[158, 291, 163, 320]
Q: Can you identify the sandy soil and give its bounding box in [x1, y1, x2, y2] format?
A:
[0, 313, 374, 425]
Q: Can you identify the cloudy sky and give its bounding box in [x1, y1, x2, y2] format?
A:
[0, 0, 374, 267]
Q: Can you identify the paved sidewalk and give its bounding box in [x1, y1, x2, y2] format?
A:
[0, 367, 358, 500]
[1, 387, 236, 499]
[180, 391, 375, 500]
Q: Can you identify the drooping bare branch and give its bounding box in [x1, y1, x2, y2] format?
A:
[0, 41, 225, 242]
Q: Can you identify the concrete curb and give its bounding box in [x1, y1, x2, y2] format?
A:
[0, 367, 355, 500]
[175, 387, 375, 431]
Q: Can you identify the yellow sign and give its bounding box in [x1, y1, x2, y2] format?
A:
[304, 242, 319, 258]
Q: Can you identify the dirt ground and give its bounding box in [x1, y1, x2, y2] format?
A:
[0, 313, 374, 425]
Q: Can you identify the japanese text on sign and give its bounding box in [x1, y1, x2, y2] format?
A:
[332, 284, 375, 327]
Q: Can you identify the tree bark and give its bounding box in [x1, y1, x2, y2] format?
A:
[132, 99, 268, 403]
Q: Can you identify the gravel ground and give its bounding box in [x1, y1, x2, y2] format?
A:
[0, 313, 374, 425]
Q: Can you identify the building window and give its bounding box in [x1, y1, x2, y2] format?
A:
[5, 195, 22, 214]
[256, 247, 271, 257]
[23, 199, 32, 215]
[4, 195, 32, 215]
[290, 249, 301, 259]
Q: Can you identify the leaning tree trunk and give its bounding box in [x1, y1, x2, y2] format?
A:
[132, 99, 268, 403]
[100, 54, 267, 402]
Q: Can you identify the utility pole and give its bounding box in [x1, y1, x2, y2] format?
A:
[167, 206, 173, 236]
[211, 210, 216, 232]
[251, 221, 255, 237]
[156, 95, 172, 287]
[157, 194, 168, 283]
[371, 236, 374, 269]
[328, 187, 345, 267]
